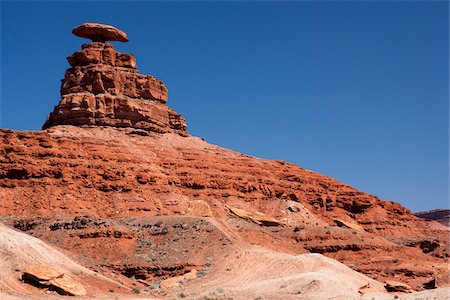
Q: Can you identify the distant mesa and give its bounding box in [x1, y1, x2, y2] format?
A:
[43, 23, 187, 135]
[72, 23, 128, 43]
[414, 209, 450, 227]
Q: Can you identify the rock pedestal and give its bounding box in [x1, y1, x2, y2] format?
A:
[43, 25, 187, 136]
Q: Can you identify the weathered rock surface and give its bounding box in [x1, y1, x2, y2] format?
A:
[72, 23, 128, 42]
[43, 31, 187, 135]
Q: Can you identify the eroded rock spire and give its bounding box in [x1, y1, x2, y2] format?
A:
[43, 23, 187, 135]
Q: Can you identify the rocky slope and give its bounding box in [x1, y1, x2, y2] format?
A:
[6, 219, 449, 300]
[0, 23, 448, 298]
[1, 126, 448, 293]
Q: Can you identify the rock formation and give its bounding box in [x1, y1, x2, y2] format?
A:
[22, 265, 86, 296]
[1, 23, 449, 299]
[72, 23, 129, 42]
[415, 209, 450, 227]
[43, 23, 187, 135]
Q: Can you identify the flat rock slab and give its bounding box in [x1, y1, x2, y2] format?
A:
[226, 205, 286, 227]
[49, 277, 87, 296]
[384, 280, 412, 293]
[22, 264, 86, 296]
[73, 23, 128, 42]
[22, 265, 64, 282]
[334, 218, 364, 232]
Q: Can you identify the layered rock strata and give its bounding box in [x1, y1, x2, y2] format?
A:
[0, 126, 448, 291]
[43, 41, 187, 135]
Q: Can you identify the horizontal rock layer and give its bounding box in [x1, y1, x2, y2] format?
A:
[67, 43, 136, 68]
[43, 92, 186, 134]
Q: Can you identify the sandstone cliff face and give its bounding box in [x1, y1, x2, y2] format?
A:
[43, 42, 187, 135]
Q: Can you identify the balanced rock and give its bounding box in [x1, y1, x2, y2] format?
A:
[43, 24, 187, 135]
[72, 23, 128, 43]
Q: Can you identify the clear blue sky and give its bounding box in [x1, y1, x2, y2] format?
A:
[1, 1, 448, 212]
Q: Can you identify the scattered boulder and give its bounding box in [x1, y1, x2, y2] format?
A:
[287, 205, 300, 213]
[225, 205, 286, 227]
[22, 265, 64, 282]
[160, 276, 180, 288]
[384, 280, 412, 293]
[433, 265, 450, 288]
[49, 277, 87, 296]
[422, 278, 436, 290]
[186, 200, 213, 217]
[72, 23, 128, 42]
[160, 269, 197, 288]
